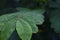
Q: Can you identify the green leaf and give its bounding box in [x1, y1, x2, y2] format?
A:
[0, 13, 18, 22]
[0, 19, 16, 40]
[0, 8, 45, 40]
[21, 17, 38, 33]
[21, 12, 44, 25]
[16, 19, 32, 40]
[50, 9, 60, 33]
[19, 10, 44, 33]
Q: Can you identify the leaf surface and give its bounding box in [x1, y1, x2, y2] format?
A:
[16, 19, 32, 40]
[0, 19, 16, 40]
[0, 8, 45, 40]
